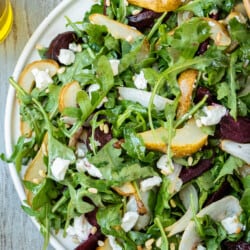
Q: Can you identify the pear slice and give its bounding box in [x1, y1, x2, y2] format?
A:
[179, 196, 242, 250]
[58, 80, 81, 113]
[113, 182, 136, 196]
[139, 119, 208, 157]
[204, 18, 231, 46]
[127, 0, 182, 12]
[96, 238, 112, 250]
[18, 59, 59, 137]
[24, 133, 48, 205]
[18, 59, 59, 93]
[89, 13, 143, 43]
[243, 0, 250, 19]
[177, 69, 198, 118]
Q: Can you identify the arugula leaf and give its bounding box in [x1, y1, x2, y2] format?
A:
[89, 139, 123, 178]
[215, 156, 244, 182]
[240, 188, 250, 215]
[97, 204, 137, 249]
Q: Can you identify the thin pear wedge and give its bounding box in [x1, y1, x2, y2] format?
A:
[24, 133, 48, 205]
[89, 13, 143, 42]
[18, 59, 59, 93]
[18, 59, 59, 137]
[177, 69, 198, 118]
[243, 0, 250, 19]
[139, 119, 208, 157]
[127, 0, 182, 12]
[204, 18, 231, 46]
[58, 80, 81, 113]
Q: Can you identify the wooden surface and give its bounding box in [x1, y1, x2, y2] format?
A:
[0, 1, 61, 249]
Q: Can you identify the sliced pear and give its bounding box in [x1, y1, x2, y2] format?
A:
[58, 80, 81, 113]
[96, 238, 112, 250]
[179, 196, 242, 250]
[243, 0, 250, 19]
[18, 59, 59, 93]
[24, 133, 48, 205]
[127, 0, 182, 12]
[204, 18, 231, 46]
[18, 59, 59, 137]
[89, 13, 143, 43]
[113, 182, 136, 196]
[139, 119, 208, 157]
[177, 69, 198, 118]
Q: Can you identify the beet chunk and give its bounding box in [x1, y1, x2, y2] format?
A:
[204, 181, 231, 206]
[221, 241, 250, 250]
[127, 9, 162, 31]
[218, 115, 250, 143]
[194, 86, 214, 105]
[86, 125, 113, 151]
[46, 31, 80, 62]
[75, 230, 105, 250]
[85, 209, 99, 228]
[196, 39, 210, 56]
[180, 159, 213, 184]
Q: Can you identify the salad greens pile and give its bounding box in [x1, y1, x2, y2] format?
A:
[3, 0, 250, 249]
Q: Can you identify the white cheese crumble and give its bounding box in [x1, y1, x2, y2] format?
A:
[76, 158, 103, 179]
[31, 68, 53, 89]
[121, 211, 139, 232]
[221, 215, 244, 234]
[66, 215, 93, 243]
[109, 59, 120, 76]
[58, 49, 75, 65]
[108, 236, 123, 250]
[196, 104, 227, 126]
[156, 154, 174, 175]
[51, 157, 71, 181]
[87, 83, 100, 99]
[69, 42, 82, 52]
[75, 142, 88, 158]
[133, 70, 147, 89]
[140, 176, 162, 192]
[197, 244, 206, 250]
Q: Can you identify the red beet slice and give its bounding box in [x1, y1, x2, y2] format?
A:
[46, 31, 80, 62]
[221, 241, 250, 250]
[180, 159, 212, 184]
[218, 115, 250, 143]
[75, 230, 105, 250]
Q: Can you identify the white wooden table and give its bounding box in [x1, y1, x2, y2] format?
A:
[0, 1, 61, 249]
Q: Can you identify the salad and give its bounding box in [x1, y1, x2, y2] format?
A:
[3, 0, 250, 249]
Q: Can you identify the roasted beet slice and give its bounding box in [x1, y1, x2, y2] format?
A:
[218, 115, 250, 143]
[180, 159, 212, 184]
[86, 125, 113, 151]
[127, 9, 162, 31]
[75, 230, 105, 250]
[196, 39, 210, 56]
[204, 181, 231, 206]
[221, 240, 250, 250]
[194, 86, 214, 104]
[85, 208, 99, 228]
[46, 31, 80, 62]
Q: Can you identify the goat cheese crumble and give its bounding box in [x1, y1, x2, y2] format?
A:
[196, 104, 227, 126]
[51, 157, 71, 181]
[133, 70, 147, 89]
[31, 68, 53, 89]
[58, 49, 76, 65]
[66, 215, 93, 243]
[76, 158, 103, 179]
[221, 215, 245, 234]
